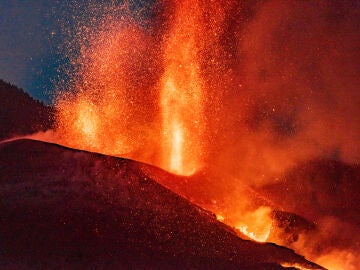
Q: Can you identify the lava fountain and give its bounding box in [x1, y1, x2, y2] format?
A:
[160, 0, 204, 176]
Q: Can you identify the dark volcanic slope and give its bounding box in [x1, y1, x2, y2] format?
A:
[0, 80, 53, 140]
[0, 139, 322, 270]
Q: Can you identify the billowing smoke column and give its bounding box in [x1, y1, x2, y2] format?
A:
[52, 1, 360, 269]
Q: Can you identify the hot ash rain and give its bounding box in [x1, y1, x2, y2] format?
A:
[49, 1, 360, 270]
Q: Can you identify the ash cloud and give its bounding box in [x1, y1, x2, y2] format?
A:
[200, 1, 360, 268]
[212, 0, 360, 184]
[212, 1, 360, 268]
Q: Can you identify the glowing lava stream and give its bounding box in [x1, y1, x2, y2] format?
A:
[236, 225, 271, 243]
[216, 206, 273, 243]
[160, 0, 204, 176]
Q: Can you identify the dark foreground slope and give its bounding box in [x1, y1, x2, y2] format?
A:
[0, 139, 323, 270]
[0, 80, 53, 140]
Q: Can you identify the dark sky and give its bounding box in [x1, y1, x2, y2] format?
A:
[0, 0, 155, 103]
[0, 1, 74, 103]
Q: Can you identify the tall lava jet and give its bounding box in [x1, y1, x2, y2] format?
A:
[160, 0, 204, 175]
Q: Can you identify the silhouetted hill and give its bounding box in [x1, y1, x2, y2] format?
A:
[0, 139, 323, 270]
[0, 80, 54, 140]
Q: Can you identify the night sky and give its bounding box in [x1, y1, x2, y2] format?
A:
[0, 0, 150, 103]
[0, 1, 71, 103]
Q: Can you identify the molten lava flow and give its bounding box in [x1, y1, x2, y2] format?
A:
[160, 0, 204, 176]
[216, 214, 225, 222]
[236, 225, 271, 243]
[280, 262, 314, 270]
[234, 206, 273, 242]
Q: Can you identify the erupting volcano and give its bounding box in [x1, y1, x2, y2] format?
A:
[1, 0, 359, 269]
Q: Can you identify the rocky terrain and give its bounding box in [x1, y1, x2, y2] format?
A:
[0, 139, 323, 269]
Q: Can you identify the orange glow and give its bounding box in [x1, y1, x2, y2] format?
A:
[280, 262, 314, 270]
[315, 250, 356, 270]
[74, 99, 99, 147]
[234, 207, 272, 242]
[169, 121, 185, 174]
[54, 0, 231, 176]
[160, 0, 204, 175]
[216, 214, 225, 222]
[236, 225, 270, 243]
[55, 20, 157, 159]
